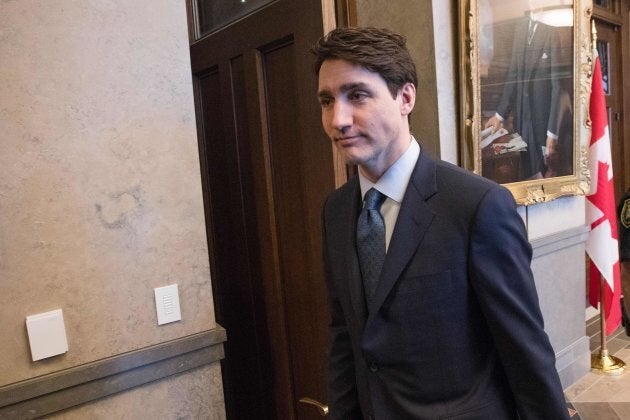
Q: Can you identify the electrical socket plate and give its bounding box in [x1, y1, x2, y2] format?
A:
[154, 284, 181, 325]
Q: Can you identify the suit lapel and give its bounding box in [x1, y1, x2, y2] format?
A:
[368, 150, 437, 315]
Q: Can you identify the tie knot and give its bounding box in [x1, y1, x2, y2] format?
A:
[363, 188, 386, 211]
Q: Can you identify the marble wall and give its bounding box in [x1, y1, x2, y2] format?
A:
[528, 197, 590, 388]
[431, 1, 459, 164]
[0, 0, 223, 416]
[43, 364, 225, 420]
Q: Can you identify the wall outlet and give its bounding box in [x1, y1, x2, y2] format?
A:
[26, 309, 69, 361]
[154, 284, 181, 325]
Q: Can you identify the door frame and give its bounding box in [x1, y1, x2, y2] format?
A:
[183, 1, 353, 418]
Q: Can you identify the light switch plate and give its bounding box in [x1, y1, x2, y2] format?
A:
[26, 309, 69, 361]
[154, 284, 181, 325]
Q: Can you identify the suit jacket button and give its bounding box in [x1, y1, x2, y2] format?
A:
[369, 363, 379, 372]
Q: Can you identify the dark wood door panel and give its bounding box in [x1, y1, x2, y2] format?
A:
[197, 63, 274, 418]
[594, 18, 625, 202]
[190, 1, 334, 419]
[262, 40, 330, 413]
[191, 1, 315, 73]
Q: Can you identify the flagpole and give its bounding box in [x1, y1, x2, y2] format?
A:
[591, 274, 625, 374]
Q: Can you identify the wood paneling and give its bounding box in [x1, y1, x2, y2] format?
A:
[593, 0, 630, 201]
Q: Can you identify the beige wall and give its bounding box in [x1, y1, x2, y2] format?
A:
[0, 0, 222, 415]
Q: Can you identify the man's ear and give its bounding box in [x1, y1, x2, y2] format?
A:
[399, 83, 416, 116]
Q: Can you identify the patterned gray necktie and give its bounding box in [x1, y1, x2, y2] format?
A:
[357, 188, 387, 307]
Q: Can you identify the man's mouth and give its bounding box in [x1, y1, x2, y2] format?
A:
[336, 135, 361, 146]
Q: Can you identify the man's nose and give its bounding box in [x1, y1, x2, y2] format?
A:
[331, 101, 352, 131]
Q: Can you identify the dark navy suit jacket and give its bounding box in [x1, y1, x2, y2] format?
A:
[322, 148, 569, 419]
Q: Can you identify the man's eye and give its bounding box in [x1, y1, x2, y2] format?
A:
[319, 97, 332, 107]
[349, 91, 368, 101]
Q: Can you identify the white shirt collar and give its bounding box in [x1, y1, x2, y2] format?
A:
[359, 137, 420, 203]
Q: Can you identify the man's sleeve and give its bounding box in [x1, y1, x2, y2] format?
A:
[469, 186, 569, 420]
[496, 21, 525, 119]
[546, 27, 565, 137]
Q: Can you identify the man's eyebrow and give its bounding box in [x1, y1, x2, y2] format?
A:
[339, 82, 369, 92]
[318, 82, 370, 98]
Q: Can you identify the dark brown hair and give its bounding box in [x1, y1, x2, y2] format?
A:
[312, 27, 418, 99]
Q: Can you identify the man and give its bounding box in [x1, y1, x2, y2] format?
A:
[484, 2, 572, 179]
[314, 27, 568, 419]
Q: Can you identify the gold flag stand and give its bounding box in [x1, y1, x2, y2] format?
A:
[589, 19, 625, 375]
[590, 272, 625, 374]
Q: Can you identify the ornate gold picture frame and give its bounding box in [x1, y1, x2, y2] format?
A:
[459, 0, 593, 205]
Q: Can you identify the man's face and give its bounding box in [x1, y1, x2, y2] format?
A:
[317, 59, 415, 181]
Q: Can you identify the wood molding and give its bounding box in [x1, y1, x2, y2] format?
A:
[0, 326, 226, 419]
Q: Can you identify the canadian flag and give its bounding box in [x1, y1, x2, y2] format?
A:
[585, 48, 621, 336]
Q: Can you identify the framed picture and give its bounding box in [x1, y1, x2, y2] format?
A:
[459, 0, 593, 205]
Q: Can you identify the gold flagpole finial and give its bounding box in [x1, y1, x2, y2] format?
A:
[591, 20, 597, 49]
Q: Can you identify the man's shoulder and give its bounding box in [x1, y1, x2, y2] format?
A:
[430, 156, 502, 193]
[403, 152, 513, 216]
[325, 176, 358, 209]
[416, 155, 516, 215]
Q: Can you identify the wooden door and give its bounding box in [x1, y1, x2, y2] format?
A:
[593, 19, 624, 202]
[189, 1, 335, 419]
[593, 0, 630, 202]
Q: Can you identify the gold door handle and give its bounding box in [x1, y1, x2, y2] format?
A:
[299, 397, 329, 416]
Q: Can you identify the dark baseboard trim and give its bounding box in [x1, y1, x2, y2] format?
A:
[0, 326, 226, 419]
